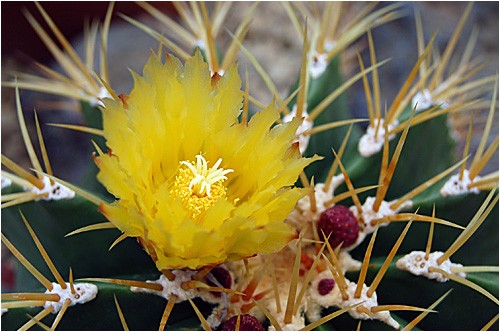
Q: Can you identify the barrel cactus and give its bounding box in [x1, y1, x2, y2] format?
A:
[2, 2, 498, 331]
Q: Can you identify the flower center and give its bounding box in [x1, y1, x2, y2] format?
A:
[171, 155, 233, 220]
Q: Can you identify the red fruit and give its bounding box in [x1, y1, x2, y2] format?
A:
[317, 278, 335, 295]
[318, 205, 359, 248]
[222, 314, 265, 331]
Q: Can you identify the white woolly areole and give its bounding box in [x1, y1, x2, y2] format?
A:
[309, 51, 329, 79]
[338, 250, 362, 272]
[323, 39, 337, 53]
[265, 276, 308, 331]
[1, 176, 12, 189]
[282, 104, 313, 154]
[32, 176, 75, 201]
[358, 119, 398, 157]
[194, 39, 206, 49]
[44, 282, 97, 313]
[130, 270, 197, 302]
[396, 251, 466, 282]
[348, 197, 412, 250]
[440, 170, 481, 197]
[90, 86, 112, 107]
[268, 314, 305, 331]
[307, 272, 399, 329]
[350, 196, 412, 232]
[412, 89, 449, 112]
[412, 89, 434, 111]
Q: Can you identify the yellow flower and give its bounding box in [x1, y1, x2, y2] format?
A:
[96, 51, 319, 270]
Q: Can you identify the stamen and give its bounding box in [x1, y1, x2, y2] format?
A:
[175, 155, 233, 219]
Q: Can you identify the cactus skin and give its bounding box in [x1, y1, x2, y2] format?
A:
[1, 2, 498, 331]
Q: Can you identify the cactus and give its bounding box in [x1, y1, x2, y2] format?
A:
[1, 2, 498, 331]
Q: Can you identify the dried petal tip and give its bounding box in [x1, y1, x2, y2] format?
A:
[222, 314, 265, 331]
[318, 205, 359, 248]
